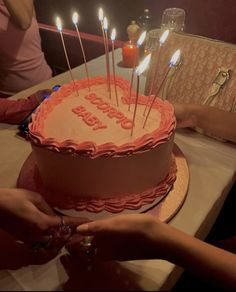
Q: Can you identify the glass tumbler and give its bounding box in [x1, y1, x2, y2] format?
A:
[161, 8, 186, 32]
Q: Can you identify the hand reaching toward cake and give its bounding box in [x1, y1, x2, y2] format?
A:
[67, 214, 236, 290]
[173, 103, 236, 143]
[0, 89, 52, 125]
[33, 89, 52, 104]
[0, 188, 88, 251]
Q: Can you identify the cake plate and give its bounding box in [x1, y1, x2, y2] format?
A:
[17, 144, 189, 223]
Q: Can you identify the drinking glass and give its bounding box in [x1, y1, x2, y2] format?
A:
[144, 29, 160, 55]
[161, 8, 186, 32]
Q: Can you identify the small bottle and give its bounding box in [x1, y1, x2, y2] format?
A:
[122, 20, 140, 68]
[138, 9, 152, 32]
[127, 20, 140, 43]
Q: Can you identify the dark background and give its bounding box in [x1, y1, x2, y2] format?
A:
[35, 0, 236, 44]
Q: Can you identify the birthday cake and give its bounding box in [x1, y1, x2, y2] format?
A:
[29, 76, 176, 213]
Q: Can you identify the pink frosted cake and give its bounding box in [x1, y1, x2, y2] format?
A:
[29, 76, 176, 213]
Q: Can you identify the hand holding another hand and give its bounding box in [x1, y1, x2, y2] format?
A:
[66, 214, 169, 261]
[0, 188, 88, 252]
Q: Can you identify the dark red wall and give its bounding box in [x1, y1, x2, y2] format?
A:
[35, 0, 236, 44]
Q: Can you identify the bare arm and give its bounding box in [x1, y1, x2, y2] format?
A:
[0, 90, 51, 125]
[151, 220, 236, 290]
[3, 0, 34, 30]
[174, 103, 236, 143]
[68, 214, 236, 290]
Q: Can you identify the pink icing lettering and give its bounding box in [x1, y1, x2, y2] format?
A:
[85, 93, 97, 100]
[121, 119, 133, 130]
[80, 112, 92, 120]
[72, 105, 107, 131]
[107, 108, 118, 118]
[102, 105, 112, 113]
[93, 122, 107, 131]
[115, 111, 124, 122]
[116, 117, 126, 124]
[75, 93, 133, 131]
[72, 105, 86, 115]
[91, 97, 103, 106]
[84, 115, 99, 126]
[97, 102, 110, 111]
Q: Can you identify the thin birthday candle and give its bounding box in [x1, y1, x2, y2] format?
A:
[143, 30, 170, 116]
[131, 54, 151, 136]
[128, 31, 147, 111]
[103, 17, 112, 99]
[149, 30, 169, 95]
[56, 17, 78, 96]
[111, 28, 119, 106]
[143, 49, 181, 129]
[98, 8, 109, 92]
[72, 12, 90, 91]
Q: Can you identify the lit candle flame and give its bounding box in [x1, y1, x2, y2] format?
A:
[56, 16, 62, 32]
[160, 29, 169, 46]
[128, 31, 146, 112]
[56, 16, 78, 96]
[142, 49, 181, 128]
[98, 8, 104, 22]
[72, 12, 79, 24]
[103, 17, 108, 31]
[137, 31, 147, 47]
[111, 28, 116, 42]
[170, 49, 181, 67]
[135, 54, 151, 76]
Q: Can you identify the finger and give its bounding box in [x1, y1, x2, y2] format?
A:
[65, 235, 86, 255]
[35, 89, 52, 100]
[76, 218, 112, 235]
[63, 216, 91, 230]
[32, 193, 55, 216]
[27, 191, 54, 215]
[41, 215, 90, 233]
[34, 213, 61, 232]
[66, 233, 85, 247]
[76, 223, 90, 234]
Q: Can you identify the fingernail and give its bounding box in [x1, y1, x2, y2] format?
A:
[76, 224, 89, 233]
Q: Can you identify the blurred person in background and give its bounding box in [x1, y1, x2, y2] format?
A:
[0, 0, 52, 98]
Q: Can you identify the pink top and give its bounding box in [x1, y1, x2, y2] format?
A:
[0, 1, 52, 95]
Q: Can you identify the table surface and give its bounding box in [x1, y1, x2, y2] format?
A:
[0, 49, 236, 291]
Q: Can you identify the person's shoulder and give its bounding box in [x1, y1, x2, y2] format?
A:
[0, 1, 10, 32]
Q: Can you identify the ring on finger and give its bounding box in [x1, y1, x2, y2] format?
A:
[58, 215, 72, 235]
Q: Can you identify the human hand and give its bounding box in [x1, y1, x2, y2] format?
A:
[0, 188, 88, 250]
[33, 89, 52, 105]
[173, 103, 197, 128]
[66, 214, 167, 261]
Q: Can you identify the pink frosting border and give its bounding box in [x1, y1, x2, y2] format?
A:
[29, 76, 176, 158]
[34, 157, 177, 213]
